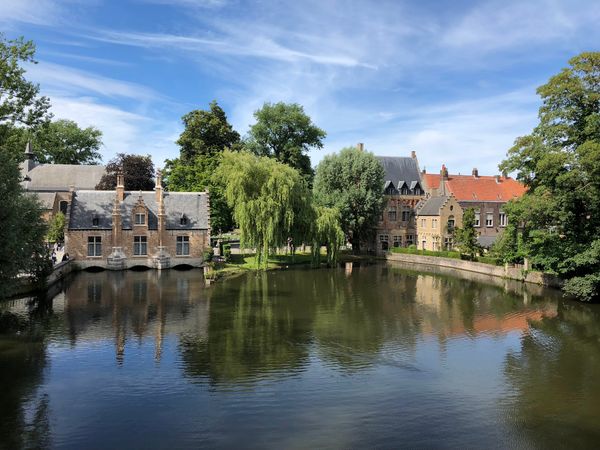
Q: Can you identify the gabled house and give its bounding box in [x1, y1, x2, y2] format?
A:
[415, 195, 463, 251]
[65, 171, 211, 270]
[373, 150, 425, 252]
[422, 165, 526, 248]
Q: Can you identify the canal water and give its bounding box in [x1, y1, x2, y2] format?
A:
[1, 263, 600, 449]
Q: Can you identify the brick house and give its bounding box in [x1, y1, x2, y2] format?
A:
[415, 195, 463, 251]
[373, 151, 425, 253]
[65, 171, 211, 270]
[422, 166, 526, 248]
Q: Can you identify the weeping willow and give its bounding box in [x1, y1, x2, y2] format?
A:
[217, 150, 312, 269]
[311, 206, 345, 267]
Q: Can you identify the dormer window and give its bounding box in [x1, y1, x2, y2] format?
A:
[92, 216, 99, 227]
[135, 213, 146, 225]
[180, 215, 188, 226]
[401, 186, 409, 195]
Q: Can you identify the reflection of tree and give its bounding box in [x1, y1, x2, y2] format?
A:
[180, 271, 315, 386]
[0, 304, 52, 449]
[503, 301, 600, 446]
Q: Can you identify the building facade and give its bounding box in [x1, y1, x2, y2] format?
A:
[373, 152, 425, 252]
[65, 172, 211, 269]
[415, 195, 463, 251]
[422, 166, 526, 248]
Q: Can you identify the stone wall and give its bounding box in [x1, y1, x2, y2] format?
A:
[387, 252, 563, 288]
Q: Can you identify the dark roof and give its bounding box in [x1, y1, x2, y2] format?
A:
[32, 192, 57, 210]
[477, 235, 497, 248]
[68, 191, 209, 230]
[377, 156, 421, 185]
[23, 164, 106, 191]
[417, 196, 448, 216]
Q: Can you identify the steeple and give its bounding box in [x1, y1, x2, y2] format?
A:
[22, 140, 37, 173]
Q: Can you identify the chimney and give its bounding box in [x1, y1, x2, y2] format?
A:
[357, 142, 364, 151]
[155, 168, 163, 203]
[23, 140, 37, 172]
[116, 170, 125, 202]
[411, 150, 416, 159]
[440, 164, 448, 180]
[495, 175, 501, 183]
[472, 168, 478, 178]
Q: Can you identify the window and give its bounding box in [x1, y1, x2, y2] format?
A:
[134, 236, 147, 255]
[176, 236, 190, 256]
[393, 235, 401, 247]
[474, 209, 481, 227]
[401, 186, 409, 195]
[135, 213, 146, 225]
[444, 237, 453, 250]
[92, 216, 99, 227]
[388, 207, 397, 221]
[414, 187, 423, 195]
[499, 212, 507, 227]
[180, 215, 188, 226]
[432, 218, 438, 229]
[486, 212, 493, 227]
[421, 218, 426, 228]
[379, 234, 389, 242]
[87, 236, 102, 257]
[385, 187, 396, 195]
[402, 210, 411, 222]
[59, 200, 68, 215]
[406, 235, 414, 246]
[447, 215, 455, 231]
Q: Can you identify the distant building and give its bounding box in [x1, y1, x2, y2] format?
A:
[373, 149, 425, 252]
[422, 166, 526, 248]
[65, 171, 211, 270]
[415, 195, 462, 251]
[20, 142, 106, 220]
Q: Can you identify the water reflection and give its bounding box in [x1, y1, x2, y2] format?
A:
[1, 264, 599, 448]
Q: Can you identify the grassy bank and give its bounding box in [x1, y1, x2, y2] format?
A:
[389, 247, 501, 266]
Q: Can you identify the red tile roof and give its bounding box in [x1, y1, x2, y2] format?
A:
[423, 173, 526, 202]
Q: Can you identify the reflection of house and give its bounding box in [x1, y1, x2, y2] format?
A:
[65, 171, 211, 270]
[422, 165, 526, 248]
[373, 149, 425, 252]
[416, 195, 462, 251]
[20, 143, 106, 221]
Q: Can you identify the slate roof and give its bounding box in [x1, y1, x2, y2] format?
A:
[33, 192, 57, 210]
[68, 190, 209, 230]
[24, 164, 106, 191]
[377, 156, 422, 194]
[477, 235, 497, 248]
[417, 196, 449, 216]
[422, 173, 526, 202]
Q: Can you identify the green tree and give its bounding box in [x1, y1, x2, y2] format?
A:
[33, 119, 102, 164]
[0, 149, 50, 297]
[498, 52, 600, 301]
[164, 101, 241, 232]
[454, 208, 480, 260]
[313, 146, 385, 252]
[311, 206, 345, 267]
[217, 150, 311, 269]
[46, 212, 65, 243]
[96, 153, 155, 191]
[246, 102, 325, 184]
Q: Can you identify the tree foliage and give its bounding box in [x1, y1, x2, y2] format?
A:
[246, 102, 325, 184]
[217, 150, 312, 269]
[498, 52, 600, 301]
[96, 153, 155, 191]
[33, 119, 102, 164]
[46, 212, 65, 243]
[0, 149, 50, 297]
[311, 206, 345, 267]
[313, 147, 385, 252]
[454, 208, 480, 260]
[165, 101, 241, 232]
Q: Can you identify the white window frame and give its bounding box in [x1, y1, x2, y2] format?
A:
[135, 213, 146, 225]
[474, 209, 481, 227]
[134, 235, 148, 256]
[176, 236, 190, 256]
[499, 212, 507, 227]
[388, 207, 397, 221]
[486, 212, 494, 227]
[87, 236, 102, 257]
[432, 218, 438, 229]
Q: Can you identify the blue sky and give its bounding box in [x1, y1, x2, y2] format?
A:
[2, 0, 599, 175]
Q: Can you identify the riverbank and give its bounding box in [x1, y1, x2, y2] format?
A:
[387, 252, 563, 288]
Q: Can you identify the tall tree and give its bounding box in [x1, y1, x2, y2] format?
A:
[454, 208, 479, 260]
[313, 146, 385, 252]
[165, 101, 241, 232]
[217, 150, 312, 268]
[0, 149, 50, 297]
[33, 119, 102, 164]
[311, 206, 345, 267]
[96, 153, 155, 191]
[246, 102, 325, 184]
[498, 52, 600, 301]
